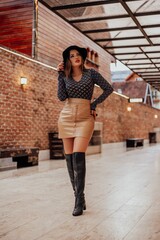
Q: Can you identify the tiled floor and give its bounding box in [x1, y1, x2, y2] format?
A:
[0, 143, 160, 240]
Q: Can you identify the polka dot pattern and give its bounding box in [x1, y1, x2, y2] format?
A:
[58, 68, 113, 110]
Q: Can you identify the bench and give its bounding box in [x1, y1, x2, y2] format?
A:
[0, 148, 39, 171]
[126, 138, 144, 148]
[49, 132, 65, 159]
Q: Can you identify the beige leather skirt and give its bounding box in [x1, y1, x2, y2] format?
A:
[58, 98, 95, 139]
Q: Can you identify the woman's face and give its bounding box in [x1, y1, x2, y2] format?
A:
[69, 49, 82, 67]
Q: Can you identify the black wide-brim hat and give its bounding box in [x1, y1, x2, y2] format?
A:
[63, 45, 87, 63]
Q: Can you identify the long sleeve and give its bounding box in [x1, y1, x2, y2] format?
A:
[57, 72, 68, 101]
[90, 69, 113, 110]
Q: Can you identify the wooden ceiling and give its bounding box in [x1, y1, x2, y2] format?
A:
[0, 0, 33, 56]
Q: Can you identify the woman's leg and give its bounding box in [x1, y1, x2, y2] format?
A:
[62, 138, 75, 193]
[62, 138, 74, 154]
[73, 137, 90, 152]
[72, 137, 90, 216]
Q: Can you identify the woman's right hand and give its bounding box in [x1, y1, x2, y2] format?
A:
[57, 62, 64, 72]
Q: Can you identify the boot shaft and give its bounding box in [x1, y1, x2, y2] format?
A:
[65, 154, 75, 192]
[72, 152, 86, 197]
[72, 152, 86, 216]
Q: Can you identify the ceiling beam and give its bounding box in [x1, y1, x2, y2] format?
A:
[38, 0, 103, 52]
[104, 44, 160, 49]
[130, 67, 157, 70]
[83, 24, 160, 34]
[69, 11, 160, 23]
[143, 79, 160, 81]
[140, 74, 160, 76]
[145, 81, 160, 83]
[118, 0, 153, 45]
[145, 78, 160, 79]
[121, 58, 149, 61]
[95, 35, 159, 42]
[144, 78, 160, 82]
[51, 0, 142, 10]
[139, 47, 160, 72]
[126, 62, 159, 65]
[144, 76, 160, 78]
[122, 58, 159, 63]
[136, 71, 159, 73]
[114, 51, 160, 56]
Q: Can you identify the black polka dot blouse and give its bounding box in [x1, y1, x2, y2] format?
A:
[57, 68, 113, 110]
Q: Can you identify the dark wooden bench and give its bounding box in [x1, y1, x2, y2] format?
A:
[0, 148, 39, 170]
[49, 132, 65, 159]
[126, 138, 144, 148]
[149, 132, 157, 144]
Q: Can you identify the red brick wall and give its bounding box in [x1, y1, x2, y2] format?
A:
[102, 93, 160, 143]
[0, 48, 61, 149]
[0, 48, 160, 149]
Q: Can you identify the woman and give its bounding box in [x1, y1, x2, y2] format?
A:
[57, 45, 113, 216]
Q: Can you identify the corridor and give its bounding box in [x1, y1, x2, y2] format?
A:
[1, 143, 160, 240]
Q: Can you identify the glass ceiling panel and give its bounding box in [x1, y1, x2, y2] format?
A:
[45, 0, 91, 7]
[152, 59, 160, 63]
[142, 46, 160, 52]
[74, 18, 136, 32]
[105, 38, 148, 47]
[147, 53, 160, 58]
[88, 32, 112, 39]
[58, 8, 105, 19]
[129, 64, 155, 68]
[118, 54, 146, 60]
[106, 18, 136, 28]
[104, 3, 127, 16]
[87, 32, 115, 39]
[150, 38, 160, 44]
[137, 16, 160, 25]
[126, 0, 148, 12]
[133, 70, 157, 74]
[58, 3, 127, 19]
[145, 28, 160, 35]
[87, 30, 144, 40]
[136, 68, 159, 72]
[110, 29, 143, 38]
[134, 0, 160, 13]
[110, 47, 142, 54]
[145, 76, 160, 80]
[123, 59, 151, 64]
[141, 72, 160, 75]
[74, 21, 108, 32]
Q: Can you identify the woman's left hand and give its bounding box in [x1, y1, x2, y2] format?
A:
[91, 110, 97, 119]
[57, 62, 64, 72]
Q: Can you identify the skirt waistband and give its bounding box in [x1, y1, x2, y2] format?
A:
[66, 98, 91, 105]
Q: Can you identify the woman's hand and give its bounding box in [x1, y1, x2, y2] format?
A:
[57, 62, 64, 72]
[91, 110, 97, 119]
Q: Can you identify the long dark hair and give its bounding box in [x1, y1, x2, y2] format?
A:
[64, 56, 85, 79]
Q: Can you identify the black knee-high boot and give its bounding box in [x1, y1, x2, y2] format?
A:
[72, 152, 86, 216]
[65, 154, 75, 193]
